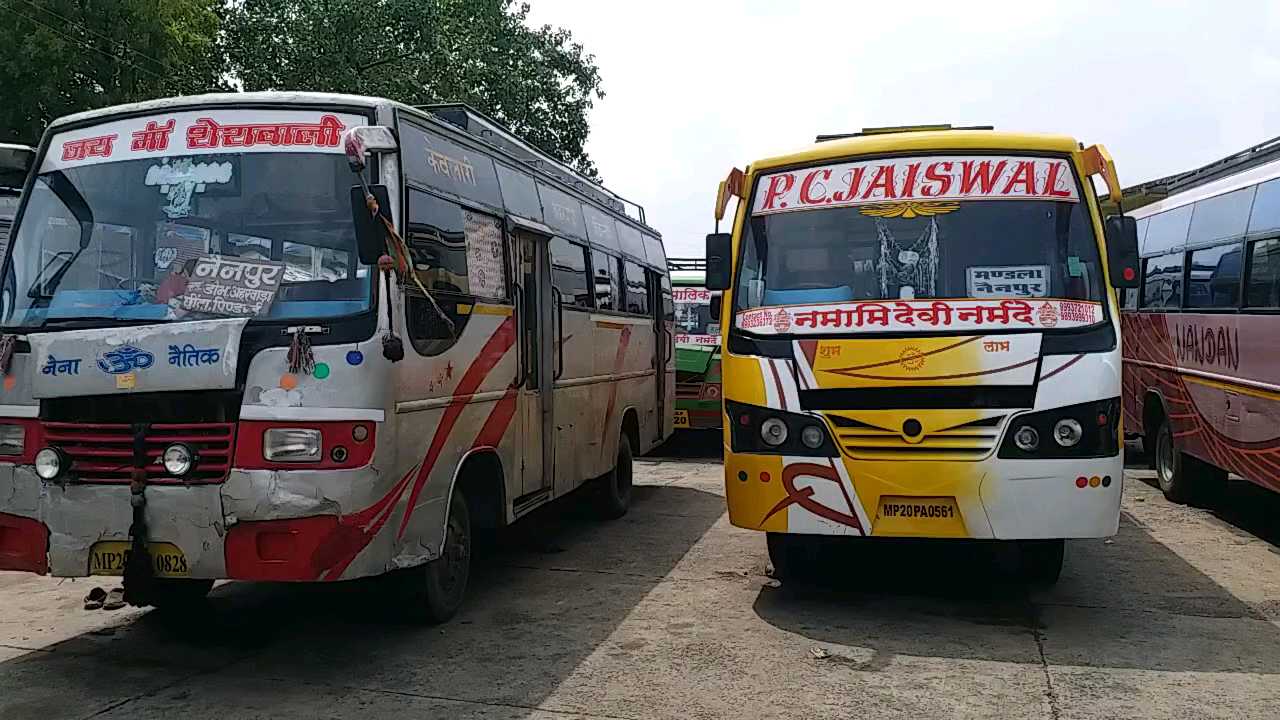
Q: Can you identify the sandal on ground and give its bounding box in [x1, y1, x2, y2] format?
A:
[102, 587, 126, 611]
[83, 587, 107, 610]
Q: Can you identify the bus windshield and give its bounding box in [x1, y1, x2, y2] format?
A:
[674, 286, 717, 337]
[3, 152, 370, 329]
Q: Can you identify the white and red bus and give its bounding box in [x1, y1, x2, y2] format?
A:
[0, 93, 673, 621]
[1122, 141, 1280, 504]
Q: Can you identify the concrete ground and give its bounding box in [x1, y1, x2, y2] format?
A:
[3, 433, 1280, 719]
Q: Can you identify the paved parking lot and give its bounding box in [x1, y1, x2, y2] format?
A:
[3, 436, 1280, 719]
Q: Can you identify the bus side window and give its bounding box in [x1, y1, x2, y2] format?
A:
[592, 249, 619, 311]
[1139, 252, 1183, 310]
[660, 273, 674, 321]
[550, 237, 592, 308]
[1246, 237, 1280, 307]
[624, 260, 649, 315]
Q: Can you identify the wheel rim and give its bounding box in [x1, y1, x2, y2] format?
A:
[439, 504, 470, 596]
[1155, 424, 1175, 489]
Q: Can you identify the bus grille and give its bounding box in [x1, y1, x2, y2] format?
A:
[676, 382, 703, 399]
[42, 422, 236, 484]
[831, 415, 1005, 461]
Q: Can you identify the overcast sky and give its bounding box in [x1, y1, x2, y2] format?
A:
[525, 0, 1280, 259]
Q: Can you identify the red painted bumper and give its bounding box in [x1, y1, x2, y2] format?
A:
[0, 513, 49, 574]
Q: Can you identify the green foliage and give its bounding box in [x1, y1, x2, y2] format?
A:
[0, 0, 226, 144]
[221, 0, 605, 178]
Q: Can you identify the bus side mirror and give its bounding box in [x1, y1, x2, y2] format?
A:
[0, 144, 34, 190]
[1105, 215, 1139, 289]
[708, 292, 721, 322]
[705, 233, 732, 290]
[350, 184, 392, 265]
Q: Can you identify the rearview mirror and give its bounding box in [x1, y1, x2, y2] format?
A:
[708, 292, 721, 322]
[350, 184, 392, 265]
[1104, 215, 1139, 289]
[0, 144, 34, 190]
[705, 233, 732, 290]
[341, 126, 397, 173]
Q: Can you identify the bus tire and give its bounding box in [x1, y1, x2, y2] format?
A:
[1153, 417, 1226, 505]
[140, 578, 213, 610]
[766, 532, 815, 581]
[594, 433, 634, 520]
[419, 487, 472, 624]
[1016, 539, 1064, 585]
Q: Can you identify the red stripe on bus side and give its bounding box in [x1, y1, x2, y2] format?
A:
[473, 387, 519, 449]
[599, 325, 634, 459]
[397, 315, 516, 539]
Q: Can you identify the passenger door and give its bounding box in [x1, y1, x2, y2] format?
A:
[516, 230, 555, 498]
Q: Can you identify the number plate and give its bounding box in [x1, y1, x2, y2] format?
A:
[88, 541, 190, 577]
[673, 410, 690, 428]
[873, 496, 966, 537]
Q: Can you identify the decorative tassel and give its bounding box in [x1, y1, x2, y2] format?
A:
[0, 334, 15, 376]
[287, 329, 315, 375]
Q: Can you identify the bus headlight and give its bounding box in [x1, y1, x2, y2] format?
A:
[1013, 426, 1040, 452]
[264, 428, 322, 462]
[760, 417, 788, 446]
[998, 398, 1120, 459]
[726, 401, 835, 457]
[800, 425, 825, 449]
[162, 444, 197, 476]
[34, 447, 67, 480]
[1053, 418, 1083, 447]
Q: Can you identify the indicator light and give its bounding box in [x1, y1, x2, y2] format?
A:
[1076, 476, 1088, 488]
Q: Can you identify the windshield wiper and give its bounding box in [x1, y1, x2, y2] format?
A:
[26, 171, 94, 301]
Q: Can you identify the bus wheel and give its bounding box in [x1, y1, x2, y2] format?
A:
[139, 578, 213, 610]
[1154, 417, 1226, 505]
[766, 533, 816, 582]
[419, 488, 472, 624]
[594, 433, 634, 520]
[1016, 539, 1064, 585]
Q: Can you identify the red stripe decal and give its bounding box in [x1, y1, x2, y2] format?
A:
[314, 465, 417, 580]
[473, 387, 519, 449]
[599, 324, 634, 459]
[397, 315, 516, 538]
[798, 340, 818, 368]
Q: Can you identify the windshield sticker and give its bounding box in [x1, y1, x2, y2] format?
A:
[676, 333, 721, 346]
[154, 247, 179, 270]
[673, 287, 713, 305]
[146, 158, 234, 219]
[61, 133, 117, 162]
[1067, 255, 1084, 277]
[860, 201, 959, 218]
[464, 211, 506, 299]
[877, 217, 939, 299]
[966, 265, 1049, 298]
[179, 255, 285, 317]
[735, 298, 1101, 335]
[43, 110, 367, 172]
[752, 155, 1080, 216]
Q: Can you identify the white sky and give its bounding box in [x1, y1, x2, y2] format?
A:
[525, 0, 1280, 259]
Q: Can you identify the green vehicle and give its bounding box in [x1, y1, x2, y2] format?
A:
[670, 259, 722, 430]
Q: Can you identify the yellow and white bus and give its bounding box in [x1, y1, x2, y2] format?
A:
[704, 126, 1140, 582]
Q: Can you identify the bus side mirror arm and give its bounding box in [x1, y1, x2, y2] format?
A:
[350, 185, 392, 265]
[1104, 215, 1140, 289]
[705, 233, 732, 291]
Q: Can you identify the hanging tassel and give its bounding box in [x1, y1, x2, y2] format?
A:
[287, 328, 315, 375]
[0, 334, 16, 376]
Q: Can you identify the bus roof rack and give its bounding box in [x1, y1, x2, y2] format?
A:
[815, 124, 994, 142]
[667, 258, 707, 272]
[422, 103, 648, 225]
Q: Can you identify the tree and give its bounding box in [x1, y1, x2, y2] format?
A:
[222, 0, 605, 178]
[0, 0, 225, 145]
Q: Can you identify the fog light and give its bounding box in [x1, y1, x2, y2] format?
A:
[34, 447, 64, 480]
[800, 425, 824, 449]
[264, 428, 322, 462]
[351, 424, 369, 442]
[330, 445, 349, 463]
[1053, 418, 1083, 447]
[162, 444, 196, 476]
[1013, 425, 1039, 452]
[760, 417, 788, 446]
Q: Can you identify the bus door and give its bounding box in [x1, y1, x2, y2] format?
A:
[516, 229, 555, 498]
[652, 272, 670, 441]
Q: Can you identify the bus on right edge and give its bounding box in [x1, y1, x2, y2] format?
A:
[1123, 140, 1280, 505]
